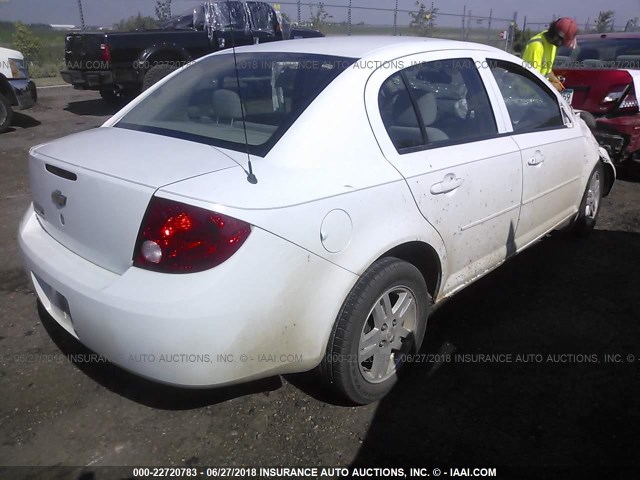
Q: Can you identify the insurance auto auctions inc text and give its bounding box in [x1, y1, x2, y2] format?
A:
[253, 467, 497, 477]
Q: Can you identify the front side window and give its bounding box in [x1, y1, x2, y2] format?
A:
[117, 53, 356, 156]
[489, 60, 564, 132]
[378, 58, 498, 152]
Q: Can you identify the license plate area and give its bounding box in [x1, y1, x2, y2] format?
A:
[31, 272, 78, 339]
[561, 89, 574, 105]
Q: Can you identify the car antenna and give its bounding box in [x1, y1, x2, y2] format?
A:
[226, 0, 258, 184]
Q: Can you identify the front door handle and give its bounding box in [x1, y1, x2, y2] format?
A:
[430, 173, 464, 195]
[528, 150, 545, 166]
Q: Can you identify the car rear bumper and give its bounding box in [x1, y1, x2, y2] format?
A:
[18, 206, 356, 387]
[8, 79, 37, 110]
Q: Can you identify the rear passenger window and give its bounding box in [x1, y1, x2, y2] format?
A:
[379, 73, 425, 150]
[489, 59, 564, 132]
[378, 58, 498, 153]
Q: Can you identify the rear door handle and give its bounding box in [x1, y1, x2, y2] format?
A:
[528, 150, 545, 166]
[430, 173, 464, 195]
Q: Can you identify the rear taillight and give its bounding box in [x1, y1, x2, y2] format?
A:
[100, 43, 111, 63]
[133, 197, 251, 274]
[619, 89, 639, 113]
[602, 84, 630, 105]
[602, 79, 639, 114]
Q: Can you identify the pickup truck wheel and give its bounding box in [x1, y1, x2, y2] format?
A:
[142, 64, 178, 91]
[0, 93, 14, 133]
[100, 89, 122, 106]
[321, 257, 431, 405]
[100, 89, 139, 106]
[572, 162, 603, 237]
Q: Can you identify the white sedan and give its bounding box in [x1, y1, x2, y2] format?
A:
[19, 37, 615, 404]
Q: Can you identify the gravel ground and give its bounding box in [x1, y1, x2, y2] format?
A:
[0, 87, 639, 479]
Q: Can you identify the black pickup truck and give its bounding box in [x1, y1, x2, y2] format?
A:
[61, 1, 323, 103]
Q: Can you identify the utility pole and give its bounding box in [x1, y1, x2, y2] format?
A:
[393, 0, 399, 36]
[461, 5, 466, 41]
[487, 9, 493, 43]
[347, 0, 352, 36]
[297, 0, 301, 24]
[509, 11, 518, 52]
[77, 0, 86, 30]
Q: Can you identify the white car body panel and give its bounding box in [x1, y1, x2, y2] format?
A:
[20, 209, 357, 386]
[18, 37, 612, 387]
[509, 129, 584, 245]
[364, 50, 523, 295]
[0, 46, 23, 79]
[29, 128, 239, 274]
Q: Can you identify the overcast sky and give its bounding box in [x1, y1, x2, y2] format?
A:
[0, 0, 638, 29]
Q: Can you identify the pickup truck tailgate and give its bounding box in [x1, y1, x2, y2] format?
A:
[65, 33, 106, 69]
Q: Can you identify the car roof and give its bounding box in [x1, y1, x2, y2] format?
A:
[229, 35, 502, 59]
[577, 32, 640, 40]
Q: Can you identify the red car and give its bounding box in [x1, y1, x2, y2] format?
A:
[554, 32, 640, 165]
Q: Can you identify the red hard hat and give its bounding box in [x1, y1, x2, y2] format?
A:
[554, 17, 578, 46]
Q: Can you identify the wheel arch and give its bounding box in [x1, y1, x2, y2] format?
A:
[138, 44, 192, 67]
[376, 241, 443, 300]
[601, 158, 616, 197]
[0, 74, 18, 105]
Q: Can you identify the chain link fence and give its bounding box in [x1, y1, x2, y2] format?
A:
[1, 0, 637, 78]
[275, 1, 518, 50]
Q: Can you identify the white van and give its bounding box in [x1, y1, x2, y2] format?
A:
[0, 46, 38, 133]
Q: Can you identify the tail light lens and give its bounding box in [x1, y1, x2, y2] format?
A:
[100, 43, 111, 63]
[619, 89, 639, 113]
[602, 84, 630, 105]
[602, 79, 638, 114]
[133, 197, 251, 274]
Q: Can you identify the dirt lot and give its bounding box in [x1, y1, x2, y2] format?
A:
[1, 87, 639, 479]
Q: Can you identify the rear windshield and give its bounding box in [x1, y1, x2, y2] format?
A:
[117, 53, 356, 156]
[557, 38, 640, 69]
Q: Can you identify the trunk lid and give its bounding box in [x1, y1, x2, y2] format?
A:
[554, 68, 634, 114]
[29, 127, 239, 274]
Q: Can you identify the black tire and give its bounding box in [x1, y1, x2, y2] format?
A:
[100, 88, 139, 107]
[99, 89, 119, 105]
[572, 162, 604, 237]
[0, 92, 14, 133]
[321, 257, 432, 405]
[142, 64, 178, 91]
[577, 110, 597, 131]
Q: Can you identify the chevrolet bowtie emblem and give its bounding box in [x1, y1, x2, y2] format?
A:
[51, 190, 67, 208]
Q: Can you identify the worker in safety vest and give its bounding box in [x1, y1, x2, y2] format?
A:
[523, 17, 578, 91]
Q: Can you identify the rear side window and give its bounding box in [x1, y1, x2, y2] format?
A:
[378, 58, 498, 153]
[117, 53, 356, 157]
[379, 72, 425, 150]
[489, 59, 564, 133]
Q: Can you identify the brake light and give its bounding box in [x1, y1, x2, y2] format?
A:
[133, 197, 251, 274]
[100, 43, 111, 62]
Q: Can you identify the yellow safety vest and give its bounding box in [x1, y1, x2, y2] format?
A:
[522, 31, 557, 76]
